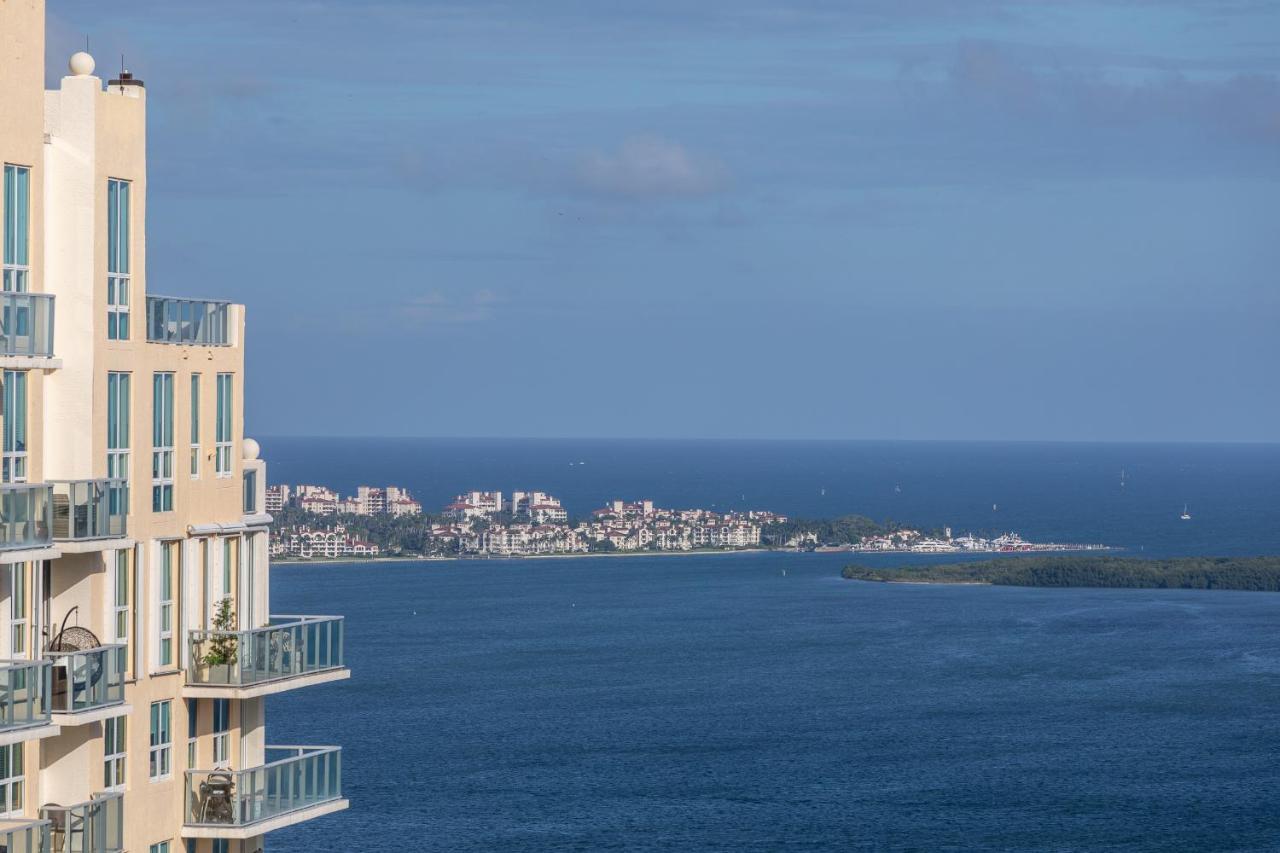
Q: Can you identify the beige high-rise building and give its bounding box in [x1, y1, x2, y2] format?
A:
[0, 2, 350, 850]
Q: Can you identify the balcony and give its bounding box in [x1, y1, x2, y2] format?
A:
[40, 792, 123, 853]
[50, 479, 128, 550]
[44, 645, 128, 726]
[146, 295, 231, 346]
[0, 818, 51, 853]
[185, 615, 349, 699]
[0, 291, 55, 363]
[0, 659, 57, 746]
[184, 746, 346, 839]
[0, 483, 53, 554]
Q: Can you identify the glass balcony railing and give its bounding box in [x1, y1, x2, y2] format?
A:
[0, 819, 51, 853]
[0, 483, 52, 551]
[146, 295, 230, 346]
[188, 615, 344, 688]
[0, 658, 52, 733]
[40, 792, 123, 853]
[186, 746, 342, 829]
[51, 479, 128, 542]
[44, 645, 126, 715]
[0, 291, 55, 358]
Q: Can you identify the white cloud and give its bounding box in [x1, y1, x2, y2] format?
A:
[578, 136, 728, 198]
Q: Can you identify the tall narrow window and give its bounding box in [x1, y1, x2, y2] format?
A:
[9, 564, 25, 658]
[152, 372, 174, 512]
[2, 165, 30, 293]
[107, 178, 131, 339]
[189, 374, 200, 478]
[215, 373, 233, 476]
[221, 537, 234, 600]
[2, 370, 27, 482]
[187, 699, 198, 769]
[0, 745, 23, 816]
[2, 163, 30, 294]
[107, 372, 131, 484]
[149, 700, 172, 780]
[104, 715, 127, 789]
[113, 550, 131, 655]
[212, 698, 230, 765]
[158, 542, 175, 667]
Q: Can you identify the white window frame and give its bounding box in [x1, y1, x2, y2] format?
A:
[152, 372, 174, 512]
[149, 842, 171, 853]
[113, 550, 130, 649]
[107, 178, 131, 340]
[189, 373, 200, 479]
[212, 698, 230, 766]
[104, 715, 127, 790]
[215, 373, 233, 477]
[187, 698, 198, 770]
[0, 744, 22, 817]
[158, 542, 175, 668]
[149, 700, 172, 781]
[2, 370, 28, 483]
[107, 371, 131, 485]
[3, 164, 31, 293]
[8, 564, 25, 659]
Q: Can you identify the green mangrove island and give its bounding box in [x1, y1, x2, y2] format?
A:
[842, 555, 1280, 591]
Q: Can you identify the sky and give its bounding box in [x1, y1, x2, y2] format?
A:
[46, 0, 1280, 442]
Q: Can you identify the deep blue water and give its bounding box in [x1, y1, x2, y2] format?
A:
[261, 438, 1280, 556]
[268, 553, 1280, 852]
[259, 440, 1280, 851]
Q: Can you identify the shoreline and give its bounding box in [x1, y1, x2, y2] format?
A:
[272, 547, 780, 566]
[272, 544, 1112, 567]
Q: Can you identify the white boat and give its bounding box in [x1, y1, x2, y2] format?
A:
[1180, 504, 1192, 521]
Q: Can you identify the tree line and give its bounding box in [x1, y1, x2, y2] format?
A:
[842, 555, 1280, 591]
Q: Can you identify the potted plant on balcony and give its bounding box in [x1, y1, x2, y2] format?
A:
[200, 597, 238, 684]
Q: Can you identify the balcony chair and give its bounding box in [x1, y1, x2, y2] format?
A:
[44, 608, 105, 708]
[198, 771, 236, 824]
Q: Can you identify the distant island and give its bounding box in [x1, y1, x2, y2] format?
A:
[842, 556, 1280, 592]
[266, 482, 1105, 561]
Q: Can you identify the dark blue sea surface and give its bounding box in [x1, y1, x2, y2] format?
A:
[260, 438, 1280, 556]
[268, 553, 1280, 852]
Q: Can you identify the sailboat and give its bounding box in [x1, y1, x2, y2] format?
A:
[1180, 504, 1192, 521]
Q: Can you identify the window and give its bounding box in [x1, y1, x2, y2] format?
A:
[212, 698, 230, 765]
[104, 715, 127, 789]
[0, 745, 22, 816]
[221, 538, 234, 599]
[149, 843, 170, 853]
[149, 700, 172, 780]
[3, 165, 30, 293]
[215, 373, 233, 476]
[243, 467, 257, 513]
[112, 549, 131, 661]
[9, 564, 25, 657]
[213, 840, 229, 853]
[187, 699, 198, 769]
[107, 178, 131, 339]
[189, 374, 200, 478]
[2, 370, 27, 482]
[158, 542, 175, 668]
[152, 372, 174, 511]
[107, 372, 131, 488]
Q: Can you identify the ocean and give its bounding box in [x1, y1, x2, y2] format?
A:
[261, 438, 1280, 556]
[260, 439, 1280, 851]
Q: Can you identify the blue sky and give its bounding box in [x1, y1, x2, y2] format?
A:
[49, 1, 1280, 441]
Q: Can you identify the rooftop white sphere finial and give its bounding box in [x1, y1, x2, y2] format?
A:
[69, 51, 95, 76]
[243, 437, 261, 461]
